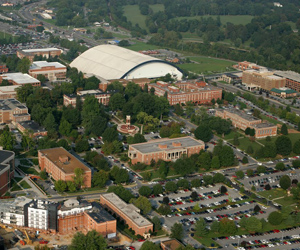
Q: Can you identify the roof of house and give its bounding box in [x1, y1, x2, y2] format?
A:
[30, 61, 66, 70]
[18, 120, 47, 133]
[270, 88, 297, 94]
[129, 136, 204, 154]
[1, 73, 40, 85]
[38, 147, 91, 174]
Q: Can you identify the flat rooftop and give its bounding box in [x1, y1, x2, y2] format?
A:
[0, 98, 27, 111]
[274, 70, 300, 82]
[21, 48, 61, 53]
[39, 147, 91, 174]
[0, 150, 14, 163]
[130, 136, 204, 154]
[0, 85, 19, 93]
[1, 73, 40, 85]
[223, 108, 261, 122]
[252, 122, 277, 129]
[18, 120, 46, 133]
[0, 197, 32, 211]
[101, 193, 152, 228]
[150, 82, 219, 94]
[30, 61, 66, 70]
[86, 202, 116, 224]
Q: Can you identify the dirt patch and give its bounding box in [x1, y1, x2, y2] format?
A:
[117, 232, 132, 245]
[288, 129, 300, 133]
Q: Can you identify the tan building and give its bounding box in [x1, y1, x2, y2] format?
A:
[17, 120, 47, 138]
[29, 61, 66, 81]
[216, 109, 277, 138]
[242, 70, 286, 91]
[0, 85, 19, 100]
[17, 48, 62, 62]
[0, 73, 40, 87]
[149, 81, 222, 105]
[38, 147, 92, 188]
[58, 200, 116, 238]
[63, 89, 111, 107]
[0, 98, 30, 124]
[100, 193, 153, 235]
[128, 136, 205, 165]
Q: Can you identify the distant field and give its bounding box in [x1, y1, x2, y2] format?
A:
[127, 41, 160, 51]
[0, 31, 13, 39]
[123, 4, 165, 32]
[179, 56, 235, 74]
[174, 15, 254, 26]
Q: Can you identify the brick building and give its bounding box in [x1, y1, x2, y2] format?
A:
[274, 71, 300, 92]
[234, 61, 262, 71]
[17, 48, 62, 62]
[0, 98, 31, 124]
[100, 193, 153, 235]
[63, 89, 111, 107]
[0, 150, 15, 196]
[0, 85, 19, 100]
[149, 81, 222, 105]
[17, 120, 47, 138]
[242, 70, 286, 91]
[128, 136, 205, 165]
[29, 61, 66, 81]
[216, 109, 277, 138]
[38, 147, 92, 188]
[0, 73, 40, 87]
[100, 78, 150, 91]
[0, 64, 8, 73]
[57, 199, 116, 238]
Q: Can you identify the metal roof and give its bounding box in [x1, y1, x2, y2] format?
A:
[70, 44, 177, 80]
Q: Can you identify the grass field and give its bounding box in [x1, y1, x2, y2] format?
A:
[11, 179, 22, 192]
[150, 4, 164, 13]
[174, 15, 254, 26]
[259, 188, 286, 200]
[0, 31, 14, 40]
[179, 56, 235, 74]
[127, 41, 160, 51]
[18, 166, 39, 175]
[235, 137, 262, 152]
[19, 180, 31, 189]
[258, 133, 300, 146]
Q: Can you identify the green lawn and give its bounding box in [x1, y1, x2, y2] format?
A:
[235, 137, 262, 152]
[258, 133, 300, 146]
[174, 15, 254, 26]
[275, 196, 297, 208]
[127, 41, 160, 52]
[123, 5, 148, 31]
[18, 166, 39, 175]
[14, 177, 23, 182]
[220, 130, 242, 140]
[258, 188, 286, 200]
[0, 31, 14, 40]
[261, 114, 284, 126]
[179, 56, 235, 74]
[19, 180, 31, 189]
[150, 4, 164, 13]
[10, 179, 22, 192]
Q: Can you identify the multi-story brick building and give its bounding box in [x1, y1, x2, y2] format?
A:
[100, 193, 153, 235]
[242, 70, 286, 91]
[29, 61, 66, 81]
[128, 136, 205, 165]
[57, 199, 117, 238]
[38, 147, 92, 188]
[17, 120, 47, 138]
[63, 90, 111, 107]
[216, 109, 277, 138]
[0, 85, 19, 100]
[0, 150, 15, 196]
[100, 78, 150, 91]
[17, 48, 62, 62]
[233, 61, 263, 71]
[0, 98, 31, 124]
[274, 70, 300, 92]
[149, 81, 222, 105]
[0, 73, 40, 87]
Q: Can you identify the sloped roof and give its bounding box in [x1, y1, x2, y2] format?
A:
[70, 45, 170, 80]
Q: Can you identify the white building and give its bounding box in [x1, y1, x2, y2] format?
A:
[58, 199, 92, 217]
[28, 200, 49, 230]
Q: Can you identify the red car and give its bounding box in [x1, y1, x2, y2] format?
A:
[137, 239, 145, 242]
[39, 240, 49, 244]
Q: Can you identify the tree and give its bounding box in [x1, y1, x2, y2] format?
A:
[152, 216, 162, 231]
[245, 127, 251, 135]
[75, 139, 89, 152]
[276, 136, 292, 156]
[43, 113, 58, 135]
[139, 186, 152, 197]
[191, 191, 198, 200]
[170, 223, 183, 240]
[279, 175, 291, 190]
[236, 170, 245, 179]
[73, 168, 84, 188]
[162, 196, 170, 205]
[247, 169, 254, 177]
[233, 134, 240, 146]
[281, 124, 288, 135]
[131, 196, 152, 215]
[242, 156, 248, 164]
[219, 218, 237, 234]
[153, 184, 163, 196]
[107, 185, 134, 203]
[264, 143, 277, 158]
[293, 140, 300, 155]
[68, 230, 107, 250]
[197, 152, 211, 170]
[256, 165, 266, 174]
[165, 181, 177, 192]
[245, 217, 262, 232]
[110, 166, 129, 184]
[17, 57, 30, 73]
[191, 178, 201, 187]
[157, 204, 171, 215]
[195, 218, 208, 237]
[0, 130, 15, 150]
[275, 162, 286, 171]
[40, 170, 47, 180]
[246, 145, 254, 154]
[54, 180, 67, 193]
[211, 220, 220, 233]
[219, 146, 234, 167]
[268, 211, 283, 225]
[213, 173, 225, 183]
[203, 175, 213, 185]
[254, 205, 261, 213]
[140, 241, 161, 250]
[109, 93, 126, 111]
[92, 170, 109, 188]
[220, 185, 227, 194]
[177, 179, 189, 189]
[67, 181, 76, 192]
[211, 156, 220, 169]
[194, 124, 212, 142]
[102, 128, 118, 142]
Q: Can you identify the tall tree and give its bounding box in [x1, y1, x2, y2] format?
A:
[276, 136, 292, 156]
[68, 230, 107, 250]
[170, 223, 183, 241]
[281, 124, 288, 135]
[194, 124, 212, 142]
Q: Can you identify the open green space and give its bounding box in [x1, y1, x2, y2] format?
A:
[260, 114, 284, 126]
[18, 166, 39, 175]
[10, 179, 21, 192]
[258, 133, 300, 146]
[14, 177, 23, 182]
[258, 188, 286, 200]
[0, 31, 14, 40]
[19, 180, 31, 189]
[140, 168, 179, 180]
[234, 137, 261, 152]
[275, 196, 297, 208]
[194, 236, 220, 248]
[221, 130, 243, 140]
[174, 15, 254, 26]
[150, 4, 164, 13]
[179, 56, 235, 74]
[127, 41, 160, 51]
